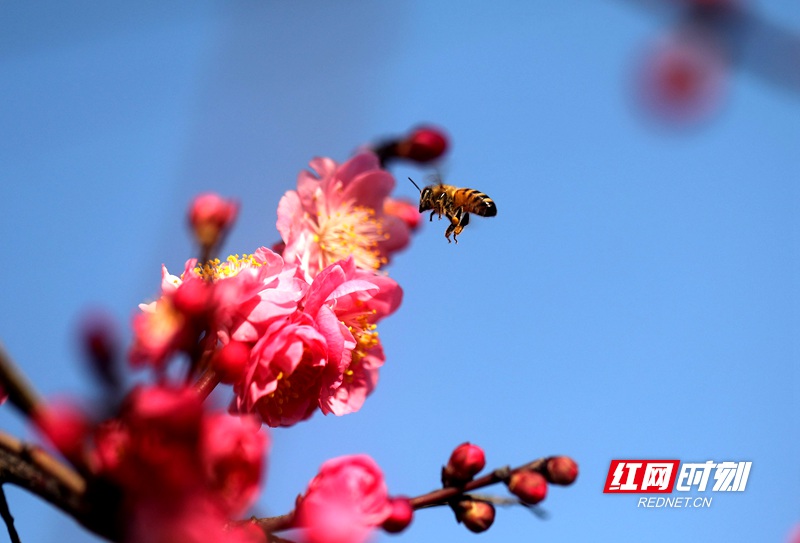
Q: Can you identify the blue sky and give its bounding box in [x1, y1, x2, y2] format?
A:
[1, 2, 798, 542]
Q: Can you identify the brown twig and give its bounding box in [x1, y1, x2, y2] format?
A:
[0, 431, 86, 516]
[0, 342, 43, 419]
[0, 486, 21, 543]
[0, 430, 122, 542]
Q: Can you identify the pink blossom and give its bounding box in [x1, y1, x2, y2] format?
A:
[232, 313, 329, 427]
[200, 413, 267, 516]
[128, 294, 190, 369]
[277, 153, 411, 279]
[125, 493, 265, 543]
[384, 197, 421, 231]
[297, 455, 392, 543]
[128, 261, 205, 369]
[195, 248, 307, 344]
[303, 258, 402, 416]
[130, 249, 307, 370]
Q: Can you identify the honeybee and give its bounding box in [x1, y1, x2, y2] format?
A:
[408, 177, 497, 243]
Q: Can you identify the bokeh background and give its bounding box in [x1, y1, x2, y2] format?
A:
[1, 1, 798, 542]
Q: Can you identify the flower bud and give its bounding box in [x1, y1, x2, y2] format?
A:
[77, 309, 120, 388]
[382, 496, 414, 534]
[508, 469, 547, 505]
[188, 193, 238, 249]
[395, 126, 448, 163]
[32, 400, 91, 466]
[545, 456, 579, 486]
[212, 341, 251, 384]
[172, 278, 213, 321]
[443, 442, 485, 485]
[455, 500, 494, 533]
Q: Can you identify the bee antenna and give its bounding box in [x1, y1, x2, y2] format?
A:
[408, 177, 422, 193]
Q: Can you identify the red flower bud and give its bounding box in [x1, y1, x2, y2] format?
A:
[443, 442, 485, 485]
[77, 309, 120, 388]
[32, 400, 91, 466]
[455, 500, 494, 533]
[212, 341, 251, 384]
[172, 278, 213, 321]
[396, 126, 448, 163]
[382, 496, 414, 534]
[188, 193, 238, 249]
[508, 469, 547, 505]
[545, 456, 579, 486]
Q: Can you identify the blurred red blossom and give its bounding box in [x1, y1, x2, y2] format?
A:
[636, 28, 729, 124]
[90, 385, 267, 542]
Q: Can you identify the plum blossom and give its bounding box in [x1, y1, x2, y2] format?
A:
[200, 413, 267, 516]
[302, 258, 402, 417]
[195, 247, 306, 343]
[129, 248, 306, 369]
[91, 385, 268, 542]
[277, 152, 411, 279]
[231, 257, 401, 427]
[232, 313, 330, 428]
[297, 455, 392, 543]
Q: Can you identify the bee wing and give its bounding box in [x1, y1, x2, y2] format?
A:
[425, 167, 448, 186]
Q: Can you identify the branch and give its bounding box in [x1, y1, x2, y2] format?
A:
[0, 431, 86, 517]
[246, 458, 551, 537]
[0, 342, 43, 418]
[0, 486, 21, 543]
[410, 458, 547, 509]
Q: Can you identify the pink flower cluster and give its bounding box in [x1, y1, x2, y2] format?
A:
[91, 385, 267, 543]
[130, 153, 408, 427]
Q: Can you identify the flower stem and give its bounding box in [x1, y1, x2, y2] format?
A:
[193, 366, 220, 400]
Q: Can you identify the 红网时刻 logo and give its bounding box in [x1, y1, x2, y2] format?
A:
[603, 459, 751, 508]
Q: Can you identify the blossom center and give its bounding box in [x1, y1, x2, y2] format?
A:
[313, 204, 387, 271]
[195, 253, 263, 281]
[345, 319, 379, 383]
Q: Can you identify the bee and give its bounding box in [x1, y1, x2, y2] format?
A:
[409, 177, 497, 243]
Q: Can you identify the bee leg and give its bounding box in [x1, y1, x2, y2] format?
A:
[445, 210, 466, 244]
[452, 212, 469, 243]
[429, 210, 436, 222]
[445, 222, 455, 243]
